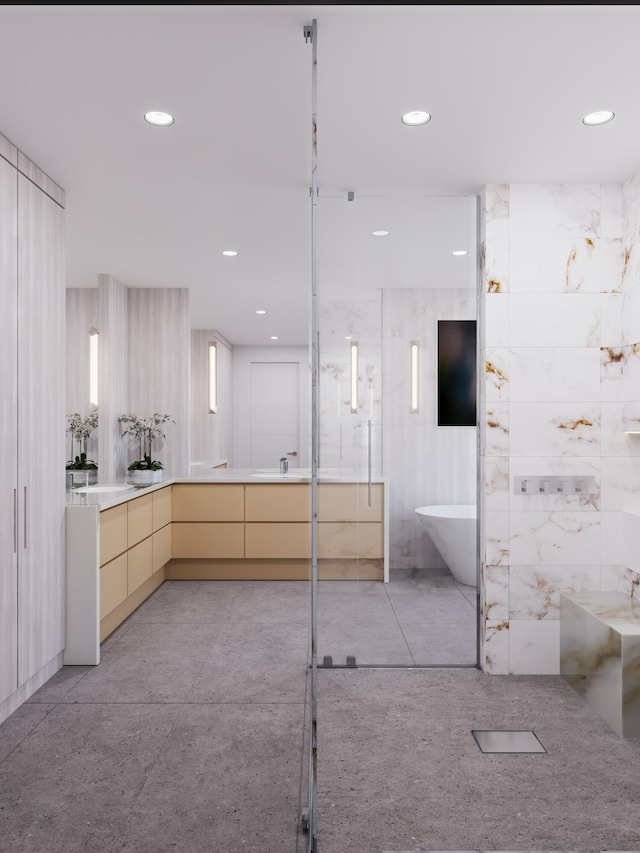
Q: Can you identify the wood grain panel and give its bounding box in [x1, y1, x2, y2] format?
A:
[171, 523, 244, 558]
[245, 523, 311, 559]
[127, 287, 189, 476]
[100, 504, 128, 566]
[152, 486, 172, 531]
[127, 493, 153, 547]
[17, 151, 65, 207]
[152, 525, 172, 573]
[0, 132, 17, 166]
[97, 275, 128, 480]
[172, 484, 244, 521]
[100, 570, 164, 642]
[0, 154, 17, 704]
[128, 537, 153, 595]
[16, 172, 65, 686]
[318, 483, 383, 522]
[245, 484, 310, 522]
[166, 558, 310, 581]
[318, 522, 383, 559]
[100, 553, 128, 619]
[65, 288, 98, 419]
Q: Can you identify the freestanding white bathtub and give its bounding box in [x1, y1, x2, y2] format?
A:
[414, 504, 477, 587]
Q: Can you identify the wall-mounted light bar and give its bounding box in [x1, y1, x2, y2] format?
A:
[89, 327, 99, 407]
[349, 341, 358, 414]
[208, 340, 218, 414]
[410, 340, 419, 413]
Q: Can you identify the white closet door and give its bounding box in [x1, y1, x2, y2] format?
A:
[0, 154, 18, 704]
[17, 173, 65, 686]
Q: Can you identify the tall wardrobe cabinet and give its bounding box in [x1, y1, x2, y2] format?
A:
[0, 133, 66, 722]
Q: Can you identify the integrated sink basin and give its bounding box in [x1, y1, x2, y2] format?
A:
[249, 472, 307, 480]
[74, 484, 136, 494]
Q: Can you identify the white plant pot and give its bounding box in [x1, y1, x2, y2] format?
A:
[67, 469, 98, 486]
[127, 469, 163, 484]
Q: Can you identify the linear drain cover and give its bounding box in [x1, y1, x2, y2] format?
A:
[472, 729, 546, 753]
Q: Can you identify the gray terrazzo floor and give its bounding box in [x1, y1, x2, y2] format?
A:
[0, 579, 638, 853]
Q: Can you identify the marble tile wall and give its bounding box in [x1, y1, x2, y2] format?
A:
[480, 179, 640, 674]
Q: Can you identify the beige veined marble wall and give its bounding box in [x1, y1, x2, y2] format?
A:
[479, 181, 634, 675]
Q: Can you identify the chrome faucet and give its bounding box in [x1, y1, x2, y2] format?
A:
[279, 457, 288, 474]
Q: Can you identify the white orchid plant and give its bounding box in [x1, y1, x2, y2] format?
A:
[66, 409, 99, 471]
[119, 412, 175, 471]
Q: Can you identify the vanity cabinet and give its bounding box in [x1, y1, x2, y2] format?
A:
[318, 483, 384, 579]
[1, 137, 66, 718]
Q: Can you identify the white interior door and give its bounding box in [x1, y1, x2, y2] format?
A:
[249, 362, 300, 468]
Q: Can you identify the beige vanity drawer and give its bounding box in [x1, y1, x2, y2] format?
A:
[171, 522, 244, 558]
[128, 537, 153, 594]
[128, 493, 153, 547]
[245, 522, 311, 559]
[152, 524, 172, 573]
[100, 552, 128, 618]
[100, 504, 128, 566]
[318, 521, 383, 559]
[172, 484, 244, 521]
[152, 486, 172, 531]
[318, 483, 383, 522]
[245, 484, 310, 522]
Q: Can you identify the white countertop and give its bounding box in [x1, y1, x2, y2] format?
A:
[66, 467, 387, 510]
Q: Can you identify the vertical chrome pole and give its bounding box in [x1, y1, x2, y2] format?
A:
[305, 18, 319, 853]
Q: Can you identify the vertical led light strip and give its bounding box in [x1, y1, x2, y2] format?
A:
[410, 340, 419, 413]
[208, 340, 218, 413]
[89, 327, 99, 407]
[349, 341, 359, 413]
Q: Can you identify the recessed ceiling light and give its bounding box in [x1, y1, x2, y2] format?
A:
[222, 250, 238, 257]
[372, 230, 389, 237]
[582, 110, 615, 126]
[143, 111, 174, 127]
[452, 250, 468, 256]
[270, 336, 279, 340]
[256, 309, 266, 314]
[401, 110, 431, 127]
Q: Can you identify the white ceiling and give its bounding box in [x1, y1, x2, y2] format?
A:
[1, 5, 639, 345]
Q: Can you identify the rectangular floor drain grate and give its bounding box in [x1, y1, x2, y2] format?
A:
[471, 729, 546, 753]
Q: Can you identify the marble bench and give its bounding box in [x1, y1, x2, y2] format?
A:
[560, 591, 640, 738]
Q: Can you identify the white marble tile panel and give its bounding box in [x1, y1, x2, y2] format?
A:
[482, 402, 509, 457]
[484, 564, 508, 621]
[508, 184, 600, 239]
[509, 564, 600, 620]
[484, 185, 509, 239]
[621, 285, 640, 345]
[600, 237, 624, 293]
[622, 228, 640, 292]
[509, 293, 600, 348]
[484, 456, 509, 511]
[509, 619, 560, 674]
[623, 171, 640, 236]
[483, 620, 509, 674]
[600, 456, 640, 513]
[601, 563, 640, 597]
[509, 511, 601, 566]
[601, 510, 640, 573]
[601, 402, 640, 456]
[509, 348, 601, 402]
[509, 456, 600, 511]
[509, 402, 601, 458]
[600, 183, 623, 239]
[600, 292, 623, 347]
[484, 292, 509, 346]
[485, 238, 509, 293]
[485, 510, 509, 567]
[484, 348, 509, 401]
[601, 343, 640, 402]
[510, 237, 601, 293]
